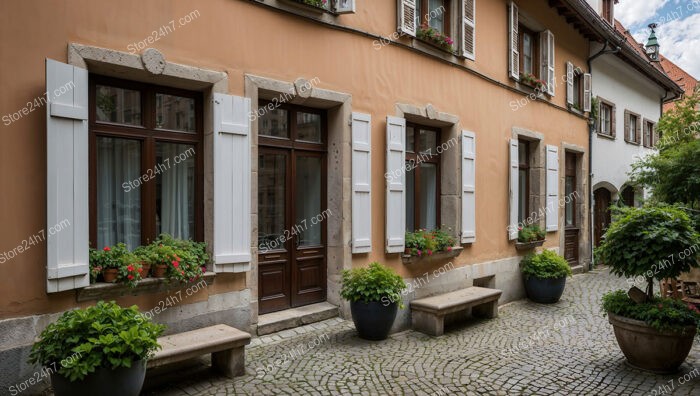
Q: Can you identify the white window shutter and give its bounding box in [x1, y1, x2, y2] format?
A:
[540, 30, 556, 96]
[386, 116, 406, 253]
[583, 73, 592, 112]
[333, 0, 355, 13]
[213, 93, 251, 273]
[546, 145, 560, 232]
[46, 59, 89, 293]
[399, 0, 417, 37]
[462, 0, 476, 60]
[566, 62, 574, 106]
[508, 2, 519, 80]
[461, 131, 476, 244]
[508, 139, 519, 240]
[352, 112, 372, 253]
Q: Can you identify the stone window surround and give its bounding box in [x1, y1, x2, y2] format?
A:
[511, 127, 545, 231]
[560, 142, 590, 269]
[395, 103, 462, 242]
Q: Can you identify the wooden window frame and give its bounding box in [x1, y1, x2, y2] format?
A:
[517, 139, 530, 224]
[565, 153, 577, 227]
[597, 97, 616, 138]
[643, 119, 656, 148]
[88, 75, 204, 247]
[624, 110, 642, 145]
[405, 122, 442, 231]
[417, 0, 452, 36]
[519, 24, 539, 78]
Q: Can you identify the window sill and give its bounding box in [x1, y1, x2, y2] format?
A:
[411, 38, 459, 62]
[514, 81, 547, 99]
[624, 140, 641, 146]
[278, 0, 330, 14]
[515, 239, 545, 251]
[402, 246, 463, 265]
[76, 272, 216, 302]
[596, 132, 616, 141]
[567, 105, 585, 115]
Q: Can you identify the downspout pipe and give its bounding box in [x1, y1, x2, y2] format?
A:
[586, 41, 621, 270]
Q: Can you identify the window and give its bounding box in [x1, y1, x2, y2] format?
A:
[519, 25, 538, 77]
[90, 76, 203, 249]
[624, 110, 641, 144]
[517, 140, 530, 224]
[405, 123, 441, 231]
[598, 99, 615, 137]
[620, 186, 635, 207]
[643, 120, 656, 148]
[416, 0, 451, 35]
[602, 0, 614, 24]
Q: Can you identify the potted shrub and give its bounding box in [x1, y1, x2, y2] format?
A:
[596, 205, 700, 372]
[340, 262, 406, 340]
[89, 245, 123, 283]
[153, 234, 208, 282]
[515, 224, 546, 250]
[145, 243, 176, 278]
[521, 249, 572, 303]
[28, 301, 165, 396]
[133, 245, 151, 278]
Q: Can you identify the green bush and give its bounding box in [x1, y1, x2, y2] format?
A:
[404, 229, 456, 256]
[517, 224, 545, 243]
[595, 205, 700, 298]
[520, 250, 572, 280]
[602, 290, 700, 333]
[340, 262, 406, 307]
[28, 301, 165, 382]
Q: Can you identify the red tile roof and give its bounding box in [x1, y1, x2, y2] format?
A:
[660, 55, 699, 112]
[614, 20, 666, 74]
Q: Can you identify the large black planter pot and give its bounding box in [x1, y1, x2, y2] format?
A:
[608, 313, 696, 373]
[350, 300, 398, 340]
[524, 276, 567, 304]
[51, 359, 146, 396]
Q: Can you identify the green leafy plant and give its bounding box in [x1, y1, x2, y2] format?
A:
[602, 290, 700, 333]
[595, 205, 700, 299]
[28, 301, 165, 382]
[517, 224, 546, 243]
[520, 249, 572, 280]
[518, 72, 547, 91]
[89, 243, 142, 287]
[590, 96, 600, 122]
[118, 252, 142, 288]
[417, 24, 455, 52]
[340, 262, 407, 307]
[299, 0, 327, 8]
[152, 234, 209, 282]
[404, 228, 456, 256]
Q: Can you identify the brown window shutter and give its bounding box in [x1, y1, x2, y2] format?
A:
[636, 116, 642, 144]
[611, 105, 616, 138]
[623, 111, 630, 141]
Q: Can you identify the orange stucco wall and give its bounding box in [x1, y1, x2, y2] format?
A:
[0, 0, 590, 318]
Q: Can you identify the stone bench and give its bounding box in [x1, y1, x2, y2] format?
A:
[411, 287, 502, 336]
[147, 324, 251, 378]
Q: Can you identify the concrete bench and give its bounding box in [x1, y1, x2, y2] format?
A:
[411, 287, 502, 336]
[147, 324, 251, 378]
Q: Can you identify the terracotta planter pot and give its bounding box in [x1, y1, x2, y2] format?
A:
[138, 262, 151, 278]
[608, 313, 696, 373]
[102, 268, 118, 283]
[152, 264, 168, 278]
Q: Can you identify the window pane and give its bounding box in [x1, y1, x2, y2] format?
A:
[419, 163, 437, 230]
[96, 137, 141, 249]
[296, 156, 322, 246]
[156, 93, 196, 133]
[259, 107, 289, 138]
[406, 126, 415, 153]
[428, 0, 445, 32]
[573, 76, 581, 106]
[297, 112, 322, 143]
[518, 169, 528, 223]
[417, 129, 438, 155]
[406, 161, 415, 231]
[95, 85, 141, 126]
[565, 176, 574, 226]
[156, 143, 196, 240]
[259, 154, 287, 251]
[523, 34, 532, 75]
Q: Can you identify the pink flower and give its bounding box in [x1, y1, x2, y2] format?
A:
[127, 265, 134, 272]
[427, 250, 433, 256]
[447, 246, 453, 252]
[417, 250, 422, 256]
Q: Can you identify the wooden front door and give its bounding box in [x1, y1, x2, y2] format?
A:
[594, 188, 612, 247]
[257, 104, 327, 314]
[563, 153, 579, 266]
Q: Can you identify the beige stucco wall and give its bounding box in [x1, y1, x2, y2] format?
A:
[0, 0, 590, 322]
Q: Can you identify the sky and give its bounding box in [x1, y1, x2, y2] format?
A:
[615, 0, 700, 80]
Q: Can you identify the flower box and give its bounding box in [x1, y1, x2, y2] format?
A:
[77, 272, 215, 302]
[402, 246, 462, 265]
[515, 239, 545, 251]
[280, 0, 329, 13]
[416, 25, 455, 53]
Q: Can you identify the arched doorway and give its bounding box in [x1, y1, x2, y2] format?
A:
[594, 188, 612, 247]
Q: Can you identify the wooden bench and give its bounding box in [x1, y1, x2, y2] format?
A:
[147, 324, 251, 378]
[411, 287, 502, 336]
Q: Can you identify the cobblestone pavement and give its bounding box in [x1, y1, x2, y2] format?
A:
[148, 268, 700, 396]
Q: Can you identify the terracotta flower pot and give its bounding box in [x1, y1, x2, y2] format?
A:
[138, 262, 151, 278]
[608, 313, 696, 373]
[102, 268, 118, 283]
[152, 264, 168, 278]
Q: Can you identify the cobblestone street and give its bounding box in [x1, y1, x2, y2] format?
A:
[148, 268, 700, 396]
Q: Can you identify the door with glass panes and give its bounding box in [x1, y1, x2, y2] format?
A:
[257, 102, 327, 314]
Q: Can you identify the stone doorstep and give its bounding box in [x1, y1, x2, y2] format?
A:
[256, 302, 339, 336]
[410, 286, 502, 315]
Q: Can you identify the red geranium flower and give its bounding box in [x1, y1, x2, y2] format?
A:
[127, 275, 134, 280]
[173, 262, 179, 268]
[103, 246, 111, 251]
